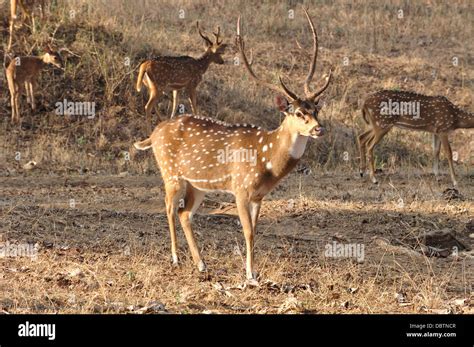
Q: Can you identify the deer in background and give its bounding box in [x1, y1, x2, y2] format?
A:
[6, 46, 63, 124]
[136, 22, 227, 128]
[8, 0, 47, 51]
[358, 90, 473, 186]
[133, 9, 332, 284]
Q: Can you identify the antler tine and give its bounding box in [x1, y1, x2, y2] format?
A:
[309, 68, 333, 101]
[196, 21, 213, 46]
[302, 7, 319, 98]
[213, 25, 221, 44]
[236, 15, 297, 101]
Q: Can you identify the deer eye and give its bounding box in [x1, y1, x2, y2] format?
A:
[295, 110, 305, 118]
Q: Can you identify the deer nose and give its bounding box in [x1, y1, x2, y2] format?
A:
[314, 126, 325, 136]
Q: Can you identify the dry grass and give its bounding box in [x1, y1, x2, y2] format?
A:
[0, 0, 473, 314]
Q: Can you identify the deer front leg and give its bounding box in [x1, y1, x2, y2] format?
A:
[236, 194, 257, 283]
[187, 87, 198, 115]
[440, 134, 458, 187]
[432, 133, 441, 179]
[170, 90, 178, 118]
[29, 81, 36, 111]
[178, 184, 206, 272]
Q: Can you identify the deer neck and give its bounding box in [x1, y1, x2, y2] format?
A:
[196, 53, 213, 74]
[455, 108, 474, 129]
[264, 117, 309, 179]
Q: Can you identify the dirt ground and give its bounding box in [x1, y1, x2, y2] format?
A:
[0, 170, 472, 314]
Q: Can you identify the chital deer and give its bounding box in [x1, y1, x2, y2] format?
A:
[6, 46, 63, 124]
[8, 0, 46, 51]
[358, 90, 473, 186]
[136, 22, 227, 127]
[133, 9, 332, 283]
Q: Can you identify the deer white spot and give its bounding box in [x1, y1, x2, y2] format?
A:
[262, 145, 268, 152]
[266, 162, 273, 170]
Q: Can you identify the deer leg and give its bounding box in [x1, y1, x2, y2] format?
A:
[178, 184, 206, 272]
[187, 87, 198, 115]
[440, 134, 458, 187]
[236, 194, 257, 282]
[358, 129, 373, 177]
[170, 90, 178, 118]
[432, 133, 441, 179]
[164, 180, 185, 265]
[144, 90, 159, 131]
[29, 82, 35, 111]
[366, 128, 389, 184]
[250, 200, 262, 231]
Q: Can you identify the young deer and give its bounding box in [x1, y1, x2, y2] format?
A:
[136, 22, 227, 127]
[6, 47, 63, 124]
[8, 0, 46, 50]
[134, 9, 332, 283]
[358, 90, 473, 186]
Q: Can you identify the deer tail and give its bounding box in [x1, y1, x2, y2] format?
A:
[134, 138, 153, 150]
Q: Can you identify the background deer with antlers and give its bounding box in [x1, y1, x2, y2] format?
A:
[6, 46, 64, 124]
[133, 9, 332, 283]
[358, 90, 473, 186]
[136, 22, 227, 129]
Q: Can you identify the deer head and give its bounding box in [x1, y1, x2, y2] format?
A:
[236, 8, 332, 138]
[43, 45, 63, 69]
[197, 21, 228, 64]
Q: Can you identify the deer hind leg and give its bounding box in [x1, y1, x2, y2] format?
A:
[432, 133, 441, 179]
[236, 194, 258, 282]
[170, 90, 178, 118]
[366, 128, 389, 184]
[177, 184, 206, 272]
[358, 129, 373, 177]
[164, 180, 185, 265]
[439, 134, 458, 187]
[144, 89, 160, 131]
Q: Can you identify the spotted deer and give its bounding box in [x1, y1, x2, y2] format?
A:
[6, 46, 63, 124]
[136, 22, 227, 128]
[359, 90, 473, 186]
[8, 0, 46, 51]
[133, 9, 332, 283]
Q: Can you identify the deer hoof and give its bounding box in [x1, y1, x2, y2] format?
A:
[246, 278, 260, 287]
[198, 261, 207, 272]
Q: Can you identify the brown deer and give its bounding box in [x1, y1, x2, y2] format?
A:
[358, 90, 473, 186]
[8, 0, 46, 51]
[6, 46, 63, 124]
[136, 22, 227, 127]
[133, 9, 332, 284]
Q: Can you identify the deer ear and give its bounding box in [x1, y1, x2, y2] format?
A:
[275, 95, 289, 112]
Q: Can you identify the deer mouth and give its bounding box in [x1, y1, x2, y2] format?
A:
[310, 126, 325, 138]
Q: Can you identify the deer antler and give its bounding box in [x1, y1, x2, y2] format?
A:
[236, 16, 298, 101]
[196, 21, 213, 46]
[213, 26, 222, 45]
[302, 7, 332, 101]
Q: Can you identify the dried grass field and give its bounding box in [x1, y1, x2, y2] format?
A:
[0, 0, 473, 314]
